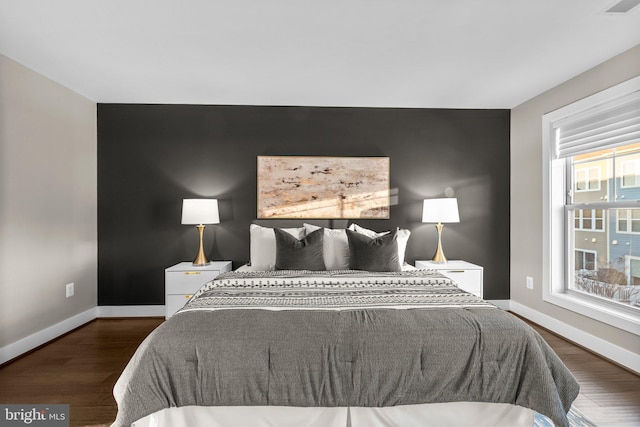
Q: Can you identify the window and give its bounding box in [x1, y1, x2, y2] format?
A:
[566, 146, 640, 312]
[543, 76, 640, 335]
[575, 166, 601, 192]
[627, 256, 640, 286]
[574, 209, 604, 231]
[575, 249, 597, 270]
[620, 159, 640, 188]
[617, 209, 640, 234]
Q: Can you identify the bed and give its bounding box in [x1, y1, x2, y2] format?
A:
[111, 224, 579, 427]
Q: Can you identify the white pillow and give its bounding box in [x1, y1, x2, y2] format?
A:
[303, 223, 349, 270]
[348, 223, 410, 264]
[250, 224, 306, 271]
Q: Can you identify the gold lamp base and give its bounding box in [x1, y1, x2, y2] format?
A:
[431, 223, 448, 263]
[192, 224, 210, 266]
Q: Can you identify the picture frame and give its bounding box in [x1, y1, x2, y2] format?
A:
[257, 156, 390, 219]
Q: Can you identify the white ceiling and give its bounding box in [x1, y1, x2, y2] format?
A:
[1, 0, 639, 109]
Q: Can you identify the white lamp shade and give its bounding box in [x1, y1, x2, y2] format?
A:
[422, 198, 460, 223]
[181, 199, 220, 225]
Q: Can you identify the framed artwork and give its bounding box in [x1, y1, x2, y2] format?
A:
[257, 156, 390, 219]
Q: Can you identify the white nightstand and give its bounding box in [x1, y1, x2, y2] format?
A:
[165, 261, 232, 318]
[415, 260, 484, 298]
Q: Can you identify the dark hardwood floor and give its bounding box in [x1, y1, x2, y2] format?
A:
[0, 318, 163, 427]
[525, 321, 640, 427]
[0, 316, 638, 426]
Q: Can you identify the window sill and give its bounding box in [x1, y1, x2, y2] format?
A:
[544, 291, 640, 336]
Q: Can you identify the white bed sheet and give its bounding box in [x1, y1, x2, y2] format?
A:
[130, 403, 534, 427]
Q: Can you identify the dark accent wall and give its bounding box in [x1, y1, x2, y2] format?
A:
[98, 105, 510, 305]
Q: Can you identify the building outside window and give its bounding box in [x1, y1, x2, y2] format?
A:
[543, 76, 640, 335]
[567, 144, 640, 310]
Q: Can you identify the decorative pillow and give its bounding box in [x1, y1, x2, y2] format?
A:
[274, 228, 326, 271]
[303, 223, 350, 270]
[250, 224, 306, 270]
[348, 223, 410, 263]
[346, 229, 401, 272]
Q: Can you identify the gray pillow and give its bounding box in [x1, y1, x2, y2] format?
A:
[274, 228, 326, 271]
[346, 228, 401, 272]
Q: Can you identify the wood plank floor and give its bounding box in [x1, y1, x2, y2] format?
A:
[0, 318, 163, 427]
[525, 321, 640, 427]
[0, 316, 638, 426]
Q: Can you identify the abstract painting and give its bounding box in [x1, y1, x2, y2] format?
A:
[257, 156, 390, 219]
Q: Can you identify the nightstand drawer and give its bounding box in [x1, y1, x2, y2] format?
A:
[439, 269, 482, 296]
[166, 294, 196, 317]
[165, 270, 221, 294]
[415, 260, 484, 298]
[438, 269, 482, 292]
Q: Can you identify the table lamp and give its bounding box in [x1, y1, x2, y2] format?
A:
[181, 199, 220, 266]
[422, 198, 459, 263]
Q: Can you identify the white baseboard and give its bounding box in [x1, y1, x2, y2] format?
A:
[0, 305, 165, 364]
[510, 301, 640, 375]
[97, 305, 165, 317]
[0, 307, 98, 365]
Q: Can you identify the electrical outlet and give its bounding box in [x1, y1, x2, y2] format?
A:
[526, 276, 534, 290]
[66, 282, 74, 298]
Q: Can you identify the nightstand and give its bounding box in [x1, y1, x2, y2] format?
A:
[415, 260, 484, 298]
[165, 261, 232, 318]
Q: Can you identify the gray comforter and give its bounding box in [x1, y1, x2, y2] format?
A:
[112, 270, 579, 427]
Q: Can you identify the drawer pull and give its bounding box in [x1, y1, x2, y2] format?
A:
[446, 270, 465, 273]
[184, 272, 201, 275]
[185, 295, 193, 299]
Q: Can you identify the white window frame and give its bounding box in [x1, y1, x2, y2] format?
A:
[542, 76, 640, 336]
[616, 209, 640, 234]
[574, 166, 601, 192]
[574, 208, 605, 232]
[625, 255, 640, 286]
[620, 159, 640, 188]
[575, 249, 597, 271]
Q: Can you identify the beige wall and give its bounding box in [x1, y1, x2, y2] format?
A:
[511, 45, 640, 355]
[0, 54, 97, 348]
